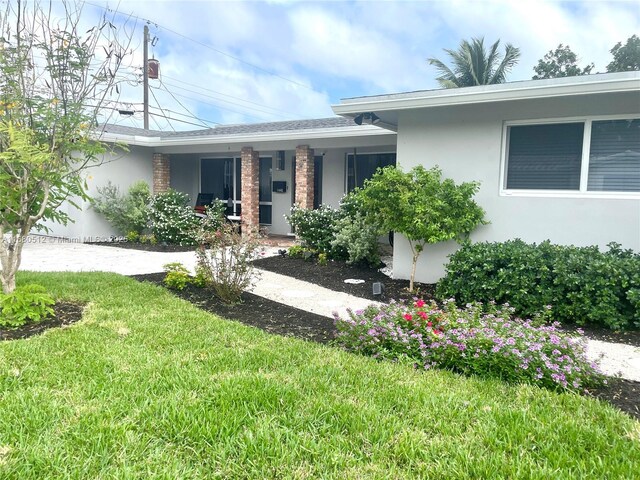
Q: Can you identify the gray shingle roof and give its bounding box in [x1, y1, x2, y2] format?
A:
[100, 117, 359, 139]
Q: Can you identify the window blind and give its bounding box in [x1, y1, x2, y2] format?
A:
[587, 119, 640, 192]
[506, 123, 584, 190]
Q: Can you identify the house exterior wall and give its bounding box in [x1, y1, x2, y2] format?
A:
[170, 154, 200, 203]
[393, 91, 640, 283]
[41, 145, 154, 239]
[167, 141, 397, 235]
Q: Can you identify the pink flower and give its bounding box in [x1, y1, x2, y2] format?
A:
[427, 321, 433, 327]
[403, 313, 413, 321]
[414, 299, 426, 308]
[417, 311, 428, 320]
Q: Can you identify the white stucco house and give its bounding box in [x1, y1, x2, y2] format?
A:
[333, 71, 640, 282]
[46, 117, 397, 240]
[48, 71, 639, 284]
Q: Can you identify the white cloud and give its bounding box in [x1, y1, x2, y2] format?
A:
[287, 6, 430, 93]
[41, 0, 640, 131]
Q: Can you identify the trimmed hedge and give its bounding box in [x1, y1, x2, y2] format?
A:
[437, 240, 640, 330]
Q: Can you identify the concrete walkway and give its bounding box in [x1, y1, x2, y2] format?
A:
[17, 241, 640, 381]
[253, 269, 380, 321]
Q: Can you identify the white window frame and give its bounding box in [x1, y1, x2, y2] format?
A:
[199, 156, 242, 215]
[344, 150, 397, 194]
[500, 114, 640, 199]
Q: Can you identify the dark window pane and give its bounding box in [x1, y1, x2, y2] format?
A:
[506, 123, 583, 190]
[588, 119, 640, 192]
[259, 157, 272, 202]
[314, 156, 323, 209]
[235, 158, 242, 201]
[346, 153, 397, 192]
[201, 158, 233, 200]
[259, 205, 272, 224]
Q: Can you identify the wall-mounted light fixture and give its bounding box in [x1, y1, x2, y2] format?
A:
[354, 112, 381, 125]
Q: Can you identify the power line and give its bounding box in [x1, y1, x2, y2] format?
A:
[156, 80, 220, 126]
[161, 74, 305, 118]
[148, 85, 177, 132]
[148, 105, 218, 128]
[84, 1, 314, 91]
[157, 82, 285, 122]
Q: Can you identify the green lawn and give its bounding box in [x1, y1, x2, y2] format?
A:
[0, 272, 638, 479]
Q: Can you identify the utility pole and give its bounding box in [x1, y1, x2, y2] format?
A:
[143, 24, 149, 130]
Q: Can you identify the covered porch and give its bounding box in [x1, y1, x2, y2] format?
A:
[147, 118, 397, 235]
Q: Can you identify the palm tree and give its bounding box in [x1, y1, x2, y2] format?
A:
[428, 37, 521, 88]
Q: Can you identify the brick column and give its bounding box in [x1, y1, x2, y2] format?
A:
[152, 153, 171, 194]
[240, 146, 260, 232]
[295, 145, 314, 209]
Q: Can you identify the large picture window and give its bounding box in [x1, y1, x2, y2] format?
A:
[346, 152, 396, 192]
[504, 117, 639, 194]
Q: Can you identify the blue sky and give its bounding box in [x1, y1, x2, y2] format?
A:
[77, 0, 639, 131]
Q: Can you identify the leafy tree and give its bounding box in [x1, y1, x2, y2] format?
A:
[428, 37, 520, 88]
[607, 35, 640, 72]
[355, 165, 487, 292]
[0, 0, 132, 293]
[532, 44, 594, 79]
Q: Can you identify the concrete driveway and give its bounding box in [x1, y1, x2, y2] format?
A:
[19, 239, 198, 275]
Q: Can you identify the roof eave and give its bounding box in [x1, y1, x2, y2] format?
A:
[332, 75, 640, 115]
[97, 124, 395, 147]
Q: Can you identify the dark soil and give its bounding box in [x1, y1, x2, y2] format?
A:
[130, 273, 335, 344]
[87, 241, 196, 253]
[0, 302, 85, 341]
[253, 255, 640, 348]
[253, 255, 437, 303]
[132, 270, 639, 421]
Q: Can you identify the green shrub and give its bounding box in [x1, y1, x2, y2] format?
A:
[192, 266, 209, 288]
[287, 245, 305, 258]
[126, 231, 140, 243]
[437, 240, 640, 330]
[331, 212, 381, 266]
[317, 252, 328, 266]
[334, 299, 604, 392]
[194, 222, 262, 305]
[0, 284, 55, 328]
[286, 205, 343, 257]
[162, 263, 191, 291]
[150, 189, 198, 245]
[92, 181, 151, 235]
[139, 234, 157, 245]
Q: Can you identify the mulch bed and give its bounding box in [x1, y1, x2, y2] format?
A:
[133, 269, 638, 421]
[253, 255, 437, 303]
[253, 255, 640, 348]
[130, 273, 335, 344]
[0, 302, 85, 341]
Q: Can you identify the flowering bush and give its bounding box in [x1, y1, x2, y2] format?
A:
[194, 221, 262, 305]
[150, 189, 198, 245]
[334, 299, 605, 392]
[286, 204, 343, 257]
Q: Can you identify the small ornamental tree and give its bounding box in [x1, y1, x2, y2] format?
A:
[356, 165, 487, 291]
[0, 1, 132, 293]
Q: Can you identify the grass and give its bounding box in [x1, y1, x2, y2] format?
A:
[0, 272, 638, 479]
